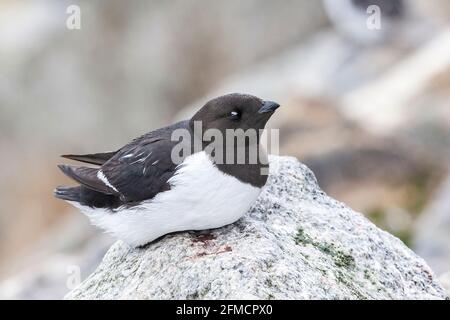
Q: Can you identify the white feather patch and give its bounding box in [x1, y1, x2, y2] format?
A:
[121, 154, 134, 159]
[97, 170, 119, 193]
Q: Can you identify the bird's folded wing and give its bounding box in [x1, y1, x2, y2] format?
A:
[58, 121, 190, 202]
[57, 165, 117, 195]
[97, 139, 179, 202]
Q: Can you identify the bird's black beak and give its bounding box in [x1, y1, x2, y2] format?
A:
[258, 100, 280, 114]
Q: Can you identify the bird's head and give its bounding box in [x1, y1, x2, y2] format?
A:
[190, 93, 280, 136]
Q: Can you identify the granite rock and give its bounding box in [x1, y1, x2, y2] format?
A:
[66, 156, 447, 300]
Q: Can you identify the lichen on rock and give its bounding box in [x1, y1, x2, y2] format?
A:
[66, 156, 447, 300]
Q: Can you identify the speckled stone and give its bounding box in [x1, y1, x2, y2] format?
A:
[66, 156, 447, 300]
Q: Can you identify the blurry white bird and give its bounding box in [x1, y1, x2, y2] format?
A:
[323, 0, 405, 45]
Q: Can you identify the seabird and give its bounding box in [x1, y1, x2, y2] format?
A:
[54, 93, 280, 246]
[323, 0, 405, 44]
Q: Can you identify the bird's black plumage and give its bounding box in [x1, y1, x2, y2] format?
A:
[58, 165, 115, 194]
[56, 120, 189, 208]
[96, 120, 189, 202]
[55, 186, 122, 208]
[55, 93, 279, 210]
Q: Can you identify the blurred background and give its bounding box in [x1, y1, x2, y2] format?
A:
[0, 0, 449, 299]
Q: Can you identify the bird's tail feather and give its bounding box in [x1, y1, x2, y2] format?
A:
[54, 186, 81, 202]
[61, 152, 116, 166]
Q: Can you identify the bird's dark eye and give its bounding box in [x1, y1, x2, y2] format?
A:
[229, 110, 241, 120]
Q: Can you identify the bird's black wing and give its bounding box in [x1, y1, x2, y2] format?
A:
[99, 136, 179, 202]
[58, 164, 116, 195]
[57, 121, 190, 203]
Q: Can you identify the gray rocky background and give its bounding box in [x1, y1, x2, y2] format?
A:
[0, 0, 449, 298]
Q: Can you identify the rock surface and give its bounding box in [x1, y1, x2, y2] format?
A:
[66, 156, 447, 300]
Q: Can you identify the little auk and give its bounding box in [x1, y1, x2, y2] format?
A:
[54, 93, 280, 246]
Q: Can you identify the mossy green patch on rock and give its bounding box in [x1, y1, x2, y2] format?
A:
[295, 228, 355, 270]
[295, 229, 387, 299]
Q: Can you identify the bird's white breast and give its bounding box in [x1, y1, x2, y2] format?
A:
[71, 151, 262, 246]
